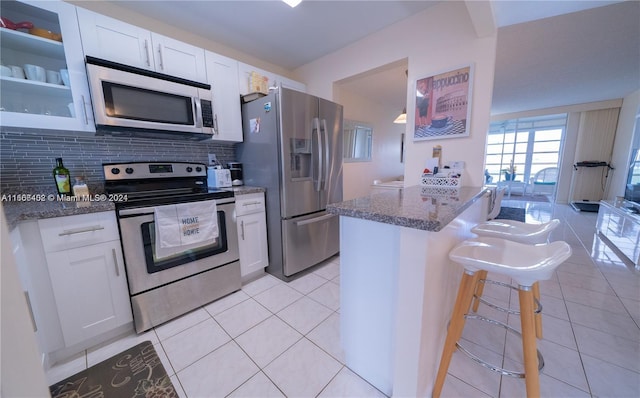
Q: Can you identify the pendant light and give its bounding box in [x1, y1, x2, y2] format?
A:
[393, 69, 408, 124]
[394, 108, 407, 124]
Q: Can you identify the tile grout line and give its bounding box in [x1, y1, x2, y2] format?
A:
[556, 211, 596, 397]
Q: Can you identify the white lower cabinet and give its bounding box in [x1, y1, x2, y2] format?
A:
[45, 240, 131, 347]
[236, 193, 269, 279]
[35, 211, 132, 356]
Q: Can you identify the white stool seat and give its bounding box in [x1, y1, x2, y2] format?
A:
[472, 219, 560, 245]
[449, 236, 572, 286]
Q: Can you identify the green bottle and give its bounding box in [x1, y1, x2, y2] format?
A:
[53, 158, 71, 195]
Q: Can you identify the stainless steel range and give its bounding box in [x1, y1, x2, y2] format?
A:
[104, 161, 240, 333]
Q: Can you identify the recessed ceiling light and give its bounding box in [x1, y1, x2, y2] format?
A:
[283, 0, 302, 8]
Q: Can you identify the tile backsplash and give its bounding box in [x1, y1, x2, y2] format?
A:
[0, 130, 237, 191]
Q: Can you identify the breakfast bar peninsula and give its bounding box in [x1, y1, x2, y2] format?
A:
[326, 185, 488, 397]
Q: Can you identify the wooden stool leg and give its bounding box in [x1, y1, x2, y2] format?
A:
[519, 286, 541, 398]
[532, 282, 543, 339]
[433, 271, 479, 398]
[471, 269, 488, 312]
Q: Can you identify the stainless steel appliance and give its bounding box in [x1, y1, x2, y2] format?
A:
[86, 57, 215, 140]
[227, 162, 243, 186]
[237, 87, 343, 280]
[104, 161, 240, 333]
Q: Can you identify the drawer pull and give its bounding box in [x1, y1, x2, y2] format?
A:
[58, 225, 105, 236]
[242, 201, 262, 206]
[112, 248, 120, 277]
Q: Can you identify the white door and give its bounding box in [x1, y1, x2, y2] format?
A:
[206, 51, 243, 142]
[1, 1, 95, 132]
[238, 212, 268, 277]
[46, 241, 132, 347]
[151, 33, 207, 83]
[77, 7, 154, 71]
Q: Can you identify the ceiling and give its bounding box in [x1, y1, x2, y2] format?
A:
[112, 0, 639, 116]
[116, 0, 440, 70]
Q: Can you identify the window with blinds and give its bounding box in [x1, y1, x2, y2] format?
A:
[485, 114, 567, 185]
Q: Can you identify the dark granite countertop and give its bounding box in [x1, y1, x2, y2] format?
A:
[225, 186, 266, 195]
[2, 196, 115, 230]
[327, 185, 488, 232]
[2, 185, 266, 230]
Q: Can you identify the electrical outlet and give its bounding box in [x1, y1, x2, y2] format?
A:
[208, 154, 217, 166]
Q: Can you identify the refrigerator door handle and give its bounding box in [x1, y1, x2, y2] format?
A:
[314, 117, 323, 192]
[321, 118, 330, 190]
[294, 213, 336, 226]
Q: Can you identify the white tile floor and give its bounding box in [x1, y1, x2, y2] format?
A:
[46, 201, 640, 397]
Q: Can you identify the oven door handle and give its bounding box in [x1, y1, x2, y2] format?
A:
[118, 207, 156, 217]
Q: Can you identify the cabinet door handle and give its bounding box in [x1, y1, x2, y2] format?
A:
[24, 291, 37, 332]
[240, 220, 245, 240]
[214, 114, 219, 135]
[58, 225, 105, 236]
[112, 248, 120, 277]
[81, 95, 89, 125]
[157, 43, 164, 70]
[144, 39, 151, 67]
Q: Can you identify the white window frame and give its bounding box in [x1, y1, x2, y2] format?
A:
[486, 114, 567, 188]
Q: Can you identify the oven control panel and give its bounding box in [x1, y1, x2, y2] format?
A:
[104, 161, 207, 180]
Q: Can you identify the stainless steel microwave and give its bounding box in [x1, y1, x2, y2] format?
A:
[85, 57, 215, 140]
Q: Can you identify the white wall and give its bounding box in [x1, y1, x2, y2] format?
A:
[608, 89, 640, 199]
[337, 88, 405, 200]
[294, 2, 497, 188]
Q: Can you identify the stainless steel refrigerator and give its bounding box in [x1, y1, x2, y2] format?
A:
[237, 87, 343, 280]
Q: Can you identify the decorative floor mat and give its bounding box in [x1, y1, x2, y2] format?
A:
[49, 341, 177, 398]
[495, 207, 526, 222]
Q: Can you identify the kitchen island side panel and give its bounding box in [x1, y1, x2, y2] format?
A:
[339, 196, 485, 397]
[339, 216, 400, 397]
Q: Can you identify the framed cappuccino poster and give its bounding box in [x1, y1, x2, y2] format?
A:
[414, 64, 474, 141]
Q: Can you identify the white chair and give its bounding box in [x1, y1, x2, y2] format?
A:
[433, 237, 572, 398]
[530, 167, 558, 195]
[472, 218, 560, 245]
[471, 218, 561, 337]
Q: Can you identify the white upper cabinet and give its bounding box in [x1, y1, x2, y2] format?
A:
[77, 7, 207, 83]
[237, 62, 306, 95]
[151, 32, 207, 83]
[0, 0, 95, 132]
[205, 51, 242, 142]
[76, 7, 153, 71]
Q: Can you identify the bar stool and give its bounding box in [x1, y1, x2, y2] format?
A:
[432, 236, 571, 398]
[471, 219, 560, 338]
[472, 218, 560, 244]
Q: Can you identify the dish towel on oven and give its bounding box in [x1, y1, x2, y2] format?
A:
[154, 200, 218, 259]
